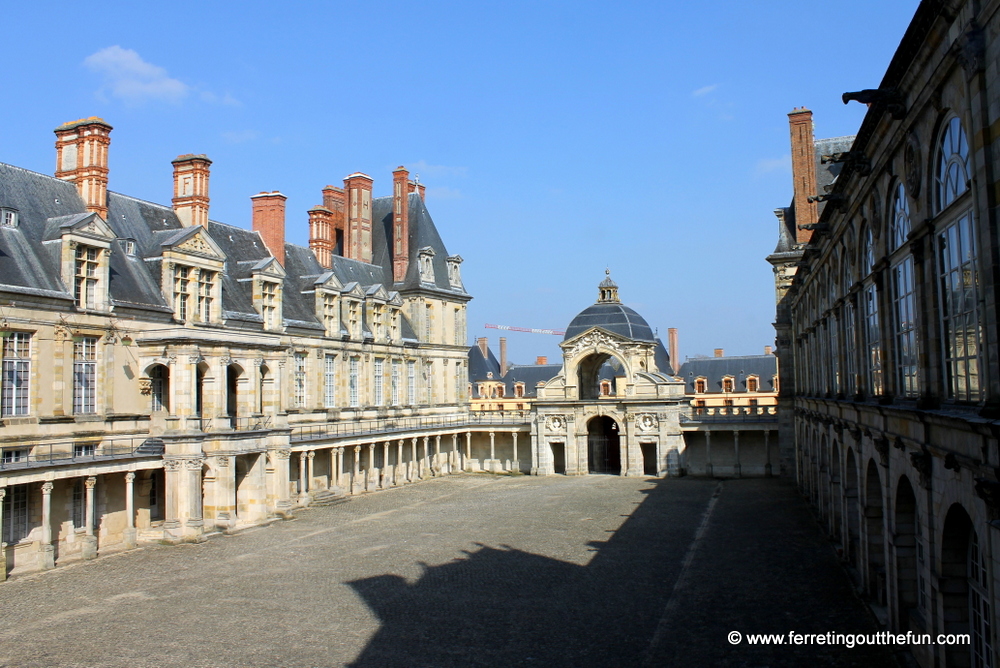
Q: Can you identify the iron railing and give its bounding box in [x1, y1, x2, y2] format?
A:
[290, 412, 530, 443]
[0, 436, 165, 471]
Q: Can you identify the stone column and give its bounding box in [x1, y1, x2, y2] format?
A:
[353, 445, 361, 495]
[0, 487, 7, 581]
[489, 431, 497, 472]
[39, 482, 55, 570]
[82, 476, 97, 560]
[705, 432, 713, 477]
[422, 437, 430, 478]
[451, 434, 458, 474]
[307, 450, 316, 491]
[382, 441, 392, 488]
[764, 430, 772, 477]
[299, 452, 309, 502]
[367, 443, 376, 491]
[512, 432, 519, 473]
[434, 435, 442, 475]
[124, 472, 136, 548]
[183, 459, 205, 541]
[465, 432, 472, 472]
[410, 438, 418, 481]
[335, 448, 343, 489]
[397, 440, 405, 484]
[270, 450, 293, 517]
[164, 460, 182, 539]
[733, 431, 741, 478]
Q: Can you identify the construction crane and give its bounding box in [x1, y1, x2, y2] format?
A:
[485, 323, 566, 336]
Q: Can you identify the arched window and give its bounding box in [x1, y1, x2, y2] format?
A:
[890, 183, 918, 397]
[861, 226, 882, 395]
[746, 376, 759, 392]
[935, 116, 980, 401]
[722, 376, 734, 393]
[694, 377, 707, 394]
[149, 364, 169, 412]
[936, 116, 970, 212]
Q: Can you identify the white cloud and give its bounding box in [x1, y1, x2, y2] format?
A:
[200, 90, 242, 107]
[222, 130, 259, 144]
[84, 46, 189, 105]
[692, 84, 719, 98]
[754, 154, 791, 176]
[426, 186, 462, 200]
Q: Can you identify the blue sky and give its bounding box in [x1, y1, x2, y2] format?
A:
[3, 0, 919, 365]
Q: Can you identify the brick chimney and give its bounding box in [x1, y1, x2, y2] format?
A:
[308, 205, 334, 269]
[668, 327, 679, 375]
[171, 154, 211, 227]
[477, 337, 488, 358]
[251, 192, 287, 266]
[392, 167, 410, 283]
[500, 337, 508, 376]
[765, 345, 773, 355]
[714, 348, 724, 358]
[321, 185, 347, 256]
[344, 173, 374, 263]
[788, 107, 818, 244]
[536, 356, 548, 365]
[407, 178, 426, 201]
[54, 118, 112, 219]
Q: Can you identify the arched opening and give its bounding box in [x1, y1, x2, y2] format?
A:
[587, 416, 621, 474]
[195, 362, 209, 417]
[830, 440, 842, 541]
[577, 353, 623, 400]
[941, 503, 991, 668]
[894, 476, 918, 629]
[844, 448, 861, 570]
[148, 364, 169, 412]
[226, 363, 243, 428]
[864, 459, 886, 605]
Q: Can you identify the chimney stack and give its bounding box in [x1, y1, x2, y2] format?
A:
[54, 118, 112, 219]
[171, 154, 211, 227]
[788, 107, 818, 244]
[714, 348, 724, 358]
[308, 205, 334, 268]
[765, 345, 773, 355]
[477, 337, 488, 358]
[668, 327, 679, 375]
[321, 185, 347, 257]
[536, 356, 547, 365]
[392, 167, 410, 283]
[500, 337, 508, 376]
[344, 173, 374, 263]
[251, 192, 287, 266]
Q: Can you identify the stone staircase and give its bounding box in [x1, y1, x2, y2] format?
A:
[308, 487, 346, 507]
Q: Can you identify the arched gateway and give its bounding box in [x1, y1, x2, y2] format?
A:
[530, 273, 687, 477]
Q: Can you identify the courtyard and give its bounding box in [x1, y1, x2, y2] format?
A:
[0, 475, 893, 667]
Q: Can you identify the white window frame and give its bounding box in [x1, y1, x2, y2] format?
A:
[1, 332, 30, 417]
[73, 336, 97, 415]
[324, 354, 336, 408]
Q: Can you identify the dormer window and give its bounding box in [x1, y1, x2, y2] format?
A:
[1, 208, 18, 228]
[122, 239, 136, 256]
[261, 281, 279, 329]
[446, 255, 464, 290]
[722, 376, 735, 393]
[514, 383, 525, 398]
[321, 293, 339, 337]
[348, 301, 361, 339]
[746, 376, 759, 392]
[694, 377, 707, 394]
[174, 265, 217, 323]
[418, 247, 435, 283]
[75, 245, 100, 309]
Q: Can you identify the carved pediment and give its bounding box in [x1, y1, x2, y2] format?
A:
[166, 227, 226, 261]
[343, 282, 365, 299]
[561, 327, 630, 359]
[314, 271, 343, 291]
[251, 257, 286, 279]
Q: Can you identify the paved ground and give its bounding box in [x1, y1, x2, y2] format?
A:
[0, 475, 895, 667]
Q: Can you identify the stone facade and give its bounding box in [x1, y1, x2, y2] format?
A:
[774, 1, 1000, 665]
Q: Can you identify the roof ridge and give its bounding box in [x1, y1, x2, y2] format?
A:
[109, 190, 174, 210]
[0, 162, 68, 182]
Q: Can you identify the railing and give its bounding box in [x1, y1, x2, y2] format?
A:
[0, 436, 165, 471]
[290, 411, 530, 443]
[680, 406, 778, 423]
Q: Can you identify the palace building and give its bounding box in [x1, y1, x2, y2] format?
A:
[0, 118, 473, 577]
[773, 1, 1000, 665]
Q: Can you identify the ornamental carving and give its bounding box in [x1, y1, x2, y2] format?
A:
[214, 456, 229, 468]
[905, 132, 922, 198]
[273, 450, 291, 460]
[139, 378, 152, 395]
[163, 459, 183, 471]
[636, 413, 657, 432]
[184, 458, 204, 471]
[176, 233, 217, 257]
[567, 331, 622, 359]
[546, 415, 566, 433]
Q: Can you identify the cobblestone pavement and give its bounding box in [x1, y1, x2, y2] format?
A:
[0, 475, 894, 667]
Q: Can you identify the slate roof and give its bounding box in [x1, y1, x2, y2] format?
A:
[563, 303, 656, 343]
[676, 355, 778, 393]
[0, 161, 461, 332]
[499, 363, 562, 398]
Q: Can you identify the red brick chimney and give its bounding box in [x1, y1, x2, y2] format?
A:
[172, 154, 211, 227]
[251, 192, 287, 266]
[392, 167, 410, 283]
[499, 337, 508, 376]
[407, 179, 426, 201]
[322, 185, 347, 255]
[788, 107, 818, 244]
[308, 205, 334, 269]
[668, 327, 679, 375]
[54, 118, 112, 219]
[344, 173, 374, 263]
[714, 348, 724, 358]
[477, 337, 488, 358]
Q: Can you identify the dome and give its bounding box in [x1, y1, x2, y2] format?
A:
[563, 272, 656, 342]
[563, 302, 656, 342]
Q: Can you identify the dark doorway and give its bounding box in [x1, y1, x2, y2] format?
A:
[550, 442, 565, 474]
[640, 443, 657, 476]
[587, 416, 621, 474]
[227, 364, 241, 428]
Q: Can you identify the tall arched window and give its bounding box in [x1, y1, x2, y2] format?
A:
[842, 240, 857, 396]
[890, 183, 918, 397]
[934, 116, 980, 401]
[861, 226, 882, 395]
